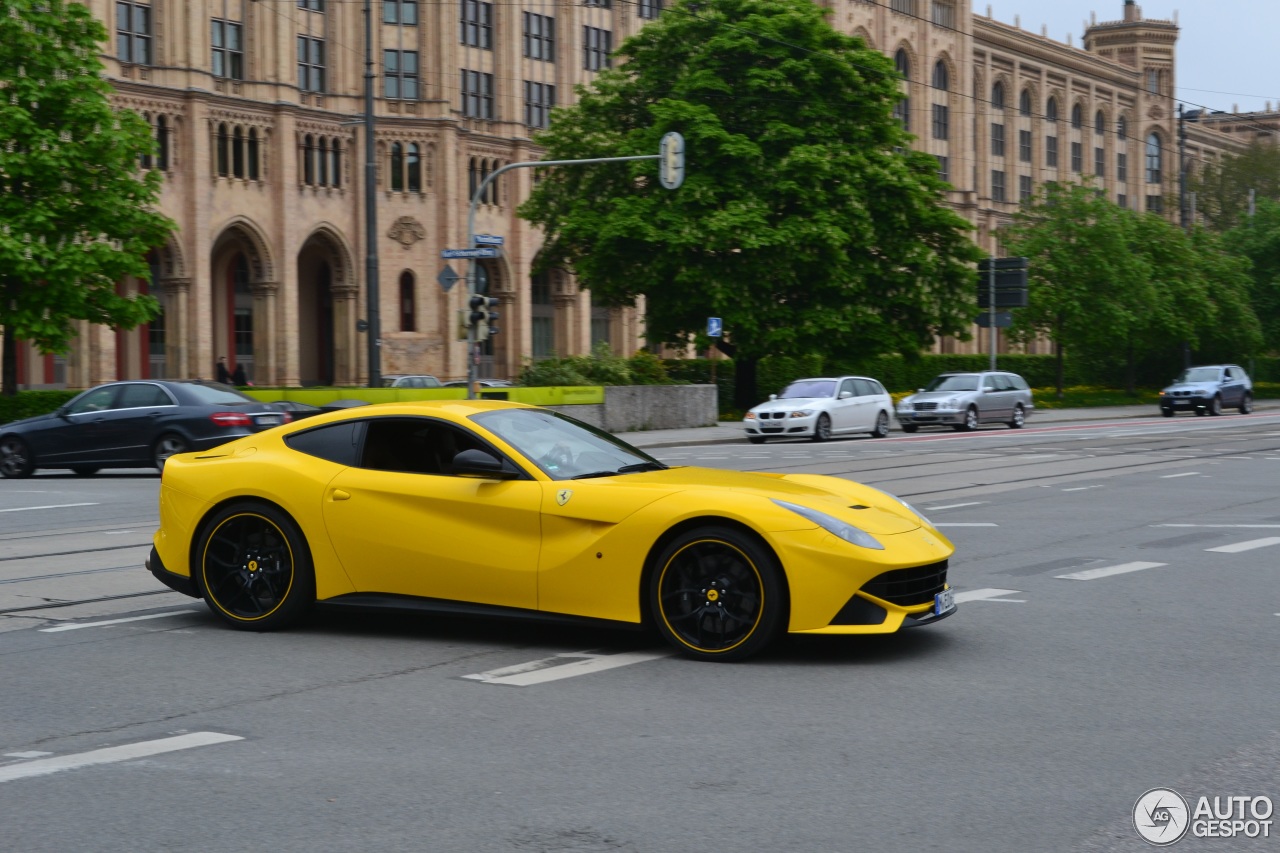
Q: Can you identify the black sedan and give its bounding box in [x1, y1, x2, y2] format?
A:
[0, 380, 292, 478]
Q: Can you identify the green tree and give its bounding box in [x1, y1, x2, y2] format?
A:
[0, 0, 176, 395]
[518, 0, 981, 409]
[1189, 140, 1280, 232]
[1224, 198, 1280, 354]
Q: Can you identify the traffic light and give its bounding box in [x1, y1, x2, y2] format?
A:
[468, 295, 500, 339]
[659, 132, 684, 190]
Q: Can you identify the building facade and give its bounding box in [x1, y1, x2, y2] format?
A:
[3, 0, 1262, 387]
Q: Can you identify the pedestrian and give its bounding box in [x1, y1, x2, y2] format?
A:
[216, 356, 231, 384]
[231, 363, 248, 386]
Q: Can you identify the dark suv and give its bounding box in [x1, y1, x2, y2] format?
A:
[1159, 365, 1253, 417]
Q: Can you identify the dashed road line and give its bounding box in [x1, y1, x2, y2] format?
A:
[39, 610, 201, 633]
[1205, 537, 1280, 554]
[462, 650, 672, 687]
[1160, 472, 1200, 479]
[0, 503, 100, 514]
[953, 588, 1025, 603]
[935, 523, 998, 527]
[0, 732, 243, 783]
[926, 502, 987, 511]
[1056, 561, 1167, 581]
[1062, 486, 1103, 492]
[1154, 524, 1280, 529]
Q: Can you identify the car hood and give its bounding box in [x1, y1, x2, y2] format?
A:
[750, 397, 828, 413]
[0, 411, 60, 430]
[546, 465, 922, 535]
[903, 390, 974, 403]
[1162, 382, 1217, 394]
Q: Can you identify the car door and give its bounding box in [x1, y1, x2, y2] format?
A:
[321, 416, 541, 610]
[111, 382, 179, 463]
[829, 378, 860, 433]
[1220, 367, 1243, 408]
[28, 385, 123, 465]
[979, 375, 1010, 423]
[851, 379, 881, 431]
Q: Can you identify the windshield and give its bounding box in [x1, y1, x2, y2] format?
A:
[779, 380, 836, 399]
[472, 408, 666, 481]
[924, 375, 980, 392]
[179, 383, 259, 404]
[1176, 367, 1221, 383]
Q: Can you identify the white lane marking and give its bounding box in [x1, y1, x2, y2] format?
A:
[935, 523, 998, 527]
[4, 752, 52, 759]
[1153, 524, 1280, 529]
[0, 732, 243, 783]
[0, 502, 100, 514]
[1056, 561, 1167, 581]
[1015, 455, 1060, 460]
[1205, 537, 1280, 554]
[1160, 472, 1200, 479]
[39, 610, 200, 633]
[954, 588, 1025, 603]
[1062, 486, 1102, 492]
[927, 502, 987, 510]
[462, 650, 671, 687]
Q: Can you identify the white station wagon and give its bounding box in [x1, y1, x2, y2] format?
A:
[743, 376, 893, 443]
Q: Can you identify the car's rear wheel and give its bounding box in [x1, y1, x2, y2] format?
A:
[71, 467, 100, 476]
[870, 411, 890, 438]
[901, 424, 919, 434]
[196, 502, 315, 631]
[153, 433, 189, 471]
[811, 413, 832, 442]
[1008, 405, 1026, 429]
[1239, 393, 1253, 414]
[747, 435, 766, 445]
[0, 436, 35, 479]
[1208, 395, 1223, 416]
[953, 406, 979, 432]
[649, 526, 785, 662]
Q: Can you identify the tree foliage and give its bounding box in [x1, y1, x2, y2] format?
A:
[518, 0, 981, 407]
[1188, 140, 1280, 232]
[0, 0, 176, 394]
[1224, 198, 1280, 354]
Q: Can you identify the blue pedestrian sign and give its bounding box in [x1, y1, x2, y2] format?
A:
[442, 247, 500, 259]
[474, 234, 504, 246]
[707, 317, 723, 337]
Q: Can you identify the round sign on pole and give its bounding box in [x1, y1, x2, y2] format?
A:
[659, 132, 684, 190]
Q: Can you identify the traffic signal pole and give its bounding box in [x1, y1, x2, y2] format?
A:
[462, 134, 683, 399]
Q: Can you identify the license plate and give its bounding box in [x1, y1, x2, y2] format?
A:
[934, 589, 955, 615]
[256, 415, 283, 426]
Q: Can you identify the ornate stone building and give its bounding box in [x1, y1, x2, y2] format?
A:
[4, 0, 1263, 387]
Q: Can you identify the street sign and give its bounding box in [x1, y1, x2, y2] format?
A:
[474, 234, 504, 246]
[707, 317, 723, 337]
[977, 256, 1030, 271]
[659, 132, 684, 190]
[437, 264, 461, 292]
[442, 247, 500, 259]
[976, 311, 1013, 328]
[978, 289, 1029, 308]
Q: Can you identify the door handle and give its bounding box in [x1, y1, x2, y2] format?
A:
[331, 489, 351, 501]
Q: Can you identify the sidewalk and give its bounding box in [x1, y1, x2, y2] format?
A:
[615, 399, 1280, 449]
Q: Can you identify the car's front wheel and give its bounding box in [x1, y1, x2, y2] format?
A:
[901, 424, 919, 434]
[196, 502, 315, 631]
[649, 526, 786, 662]
[153, 433, 189, 471]
[1208, 395, 1223, 416]
[811, 413, 832, 442]
[1160, 407, 1175, 417]
[747, 435, 766, 445]
[1239, 393, 1253, 415]
[1008, 405, 1026, 429]
[953, 406, 979, 432]
[870, 411, 890, 438]
[0, 436, 35, 479]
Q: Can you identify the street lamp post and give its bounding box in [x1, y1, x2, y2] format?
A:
[363, 0, 381, 387]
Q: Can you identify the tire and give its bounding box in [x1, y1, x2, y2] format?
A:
[649, 525, 786, 662]
[1208, 395, 1222, 416]
[1008, 405, 1026, 430]
[71, 467, 101, 476]
[195, 501, 315, 631]
[810, 413, 832, 442]
[1194, 407, 1207, 417]
[870, 411, 890, 439]
[747, 436, 766, 445]
[153, 433, 189, 471]
[901, 424, 919, 434]
[953, 406, 979, 432]
[1160, 407, 1175, 418]
[1239, 393, 1253, 415]
[0, 435, 35, 479]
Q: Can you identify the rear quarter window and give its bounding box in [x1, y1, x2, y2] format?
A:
[285, 421, 366, 466]
[1006, 374, 1030, 391]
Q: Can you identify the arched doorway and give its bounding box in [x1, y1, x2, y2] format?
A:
[210, 222, 273, 384]
[297, 229, 355, 386]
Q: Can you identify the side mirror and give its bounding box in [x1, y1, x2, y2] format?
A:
[452, 448, 517, 480]
[838, 391, 853, 399]
[769, 394, 777, 401]
[917, 388, 925, 393]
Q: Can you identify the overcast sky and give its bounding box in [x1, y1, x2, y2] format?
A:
[975, 1, 1280, 114]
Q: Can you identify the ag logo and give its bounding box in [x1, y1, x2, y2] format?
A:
[556, 489, 573, 506]
[1134, 788, 1190, 845]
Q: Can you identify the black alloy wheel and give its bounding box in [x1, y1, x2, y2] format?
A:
[1239, 393, 1253, 415]
[1008, 405, 1026, 429]
[1208, 395, 1223, 416]
[649, 526, 785, 662]
[0, 436, 35, 479]
[811, 413, 832, 442]
[196, 502, 315, 631]
[870, 411, 890, 439]
[153, 433, 189, 471]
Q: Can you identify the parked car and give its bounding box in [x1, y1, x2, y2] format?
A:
[382, 374, 443, 389]
[743, 376, 893, 443]
[442, 379, 516, 388]
[1159, 364, 1253, 417]
[895, 371, 1034, 432]
[0, 380, 292, 478]
[268, 400, 325, 421]
[145, 400, 955, 662]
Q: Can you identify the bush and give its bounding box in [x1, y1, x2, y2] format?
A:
[0, 390, 79, 425]
[627, 349, 672, 385]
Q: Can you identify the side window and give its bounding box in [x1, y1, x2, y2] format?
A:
[359, 417, 492, 475]
[118, 383, 173, 408]
[286, 421, 366, 466]
[839, 379, 856, 398]
[852, 379, 875, 397]
[1223, 368, 1232, 379]
[68, 386, 120, 414]
[983, 376, 998, 391]
[1007, 374, 1030, 391]
[869, 380, 887, 396]
[994, 375, 1015, 392]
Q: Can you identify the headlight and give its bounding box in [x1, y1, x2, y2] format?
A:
[744, 411, 757, 420]
[897, 400, 913, 411]
[772, 500, 884, 550]
[790, 409, 813, 418]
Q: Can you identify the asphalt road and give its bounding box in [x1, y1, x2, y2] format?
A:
[2, 411, 1279, 852]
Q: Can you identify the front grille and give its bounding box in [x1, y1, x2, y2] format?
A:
[913, 402, 938, 411]
[860, 560, 948, 606]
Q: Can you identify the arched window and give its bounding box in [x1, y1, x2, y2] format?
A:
[390, 142, 404, 191]
[330, 140, 341, 188]
[303, 134, 315, 185]
[893, 49, 910, 130]
[407, 143, 421, 192]
[1146, 132, 1162, 183]
[1071, 103, 1083, 128]
[232, 127, 245, 178]
[247, 128, 259, 180]
[482, 160, 493, 204]
[1146, 69, 1160, 95]
[140, 113, 153, 169]
[894, 48, 910, 79]
[1094, 110, 1105, 134]
[991, 81, 1005, 110]
[157, 115, 169, 170]
[468, 157, 478, 200]
[317, 137, 328, 186]
[399, 271, 416, 332]
[1046, 97, 1058, 122]
[932, 60, 948, 91]
[217, 123, 230, 177]
[1019, 88, 1032, 116]
[1117, 115, 1128, 140]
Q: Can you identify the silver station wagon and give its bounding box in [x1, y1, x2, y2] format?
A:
[895, 371, 1034, 433]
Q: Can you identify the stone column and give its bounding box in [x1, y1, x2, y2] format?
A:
[332, 285, 359, 385]
[161, 278, 191, 379]
[251, 280, 280, 386]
